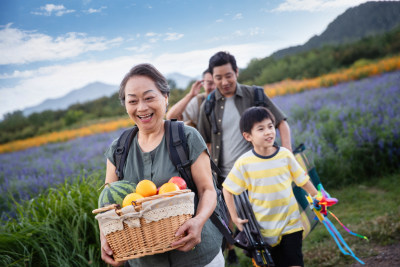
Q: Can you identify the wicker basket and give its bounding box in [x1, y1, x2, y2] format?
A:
[93, 189, 194, 261]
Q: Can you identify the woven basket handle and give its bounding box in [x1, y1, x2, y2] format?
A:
[92, 189, 192, 215]
[134, 189, 192, 204]
[92, 204, 119, 214]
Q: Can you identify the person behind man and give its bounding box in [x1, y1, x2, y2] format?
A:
[222, 106, 318, 267]
[197, 51, 292, 264]
[166, 69, 216, 128]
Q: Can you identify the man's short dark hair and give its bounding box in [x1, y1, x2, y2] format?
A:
[208, 51, 238, 74]
[240, 107, 276, 134]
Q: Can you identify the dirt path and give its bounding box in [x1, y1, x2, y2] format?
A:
[350, 243, 400, 267]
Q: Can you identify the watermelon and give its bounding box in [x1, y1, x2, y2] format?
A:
[98, 180, 136, 208]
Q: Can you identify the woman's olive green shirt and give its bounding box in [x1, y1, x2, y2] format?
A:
[105, 123, 223, 267]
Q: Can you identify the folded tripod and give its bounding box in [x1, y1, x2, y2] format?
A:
[233, 191, 275, 267]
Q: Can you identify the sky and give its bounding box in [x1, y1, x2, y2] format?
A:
[0, 0, 377, 119]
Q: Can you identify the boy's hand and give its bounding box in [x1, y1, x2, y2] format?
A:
[233, 217, 248, 231]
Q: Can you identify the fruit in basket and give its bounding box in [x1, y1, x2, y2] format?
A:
[158, 182, 180, 195]
[136, 179, 157, 197]
[98, 180, 136, 208]
[168, 176, 187, 190]
[122, 193, 144, 207]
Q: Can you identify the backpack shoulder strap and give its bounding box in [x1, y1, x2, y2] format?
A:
[203, 91, 219, 134]
[114, 126, 138, 180]
[165, 119, 235, 245]
[196, 93, 206, 111]
[204, 91, 215, 116]
[252, 85, 267, 107]
[165, 120, 198, 194]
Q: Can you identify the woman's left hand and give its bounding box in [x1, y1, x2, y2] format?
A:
[171, 216, 203, 252]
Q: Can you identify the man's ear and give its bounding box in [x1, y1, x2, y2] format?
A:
[242, 132, 252, 142]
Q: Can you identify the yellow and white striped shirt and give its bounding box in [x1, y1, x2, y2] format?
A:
[223, 147, 309, 247]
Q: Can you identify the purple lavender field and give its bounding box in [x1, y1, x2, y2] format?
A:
[273, 70, 400, 185]
[1, 71, 399, 218]
[0, 129, 124, 219]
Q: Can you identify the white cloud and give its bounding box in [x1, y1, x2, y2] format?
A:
[233, 30, 244, 37]
[216, 19, 223, 23]
[233, 13, 243, 20]
[32, 4, 75, 16]
[86, 6, 107, 14]
[126, 44, 152, 52]
[206, 27, 265, 43]
[164, 33, 184, 41]
[0, 24, 123, 65]
[143, 32, 184, 42]
[0, 43, 276, 117]
[149, 38, 159, 43]
[272, 0, 371, 12]
[0, 56, 150, 117]
[249, 27, 263, 36]
[0, 70, 35, 79]
[145, 32, 158, 37]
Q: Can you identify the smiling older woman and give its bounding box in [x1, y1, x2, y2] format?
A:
[99, 64, 224, 267]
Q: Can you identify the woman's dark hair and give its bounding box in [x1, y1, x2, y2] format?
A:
[240, 107, 276, 134]
[119, 63, 170, 106]
[208, 51, 238, 75]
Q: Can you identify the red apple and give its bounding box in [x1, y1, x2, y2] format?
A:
[168, 176, 187, 190]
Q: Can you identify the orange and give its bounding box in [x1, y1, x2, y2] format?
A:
[136, 180, 157, 197]
[122, 193, 144, 207]
[158, 182, 180, 195]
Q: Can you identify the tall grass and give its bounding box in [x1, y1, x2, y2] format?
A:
[0, 172, 105, 267]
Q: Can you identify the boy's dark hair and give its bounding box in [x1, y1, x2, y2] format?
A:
[240, 107, 276, 134]
[208, 51, 238, 75]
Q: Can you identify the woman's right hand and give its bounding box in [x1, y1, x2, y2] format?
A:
[100, 231, 124, 266]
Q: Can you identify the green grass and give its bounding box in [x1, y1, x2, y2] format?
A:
[226, 171, 400, 267]
[0, 171, 106, 267]
[1, 171, 399, 266]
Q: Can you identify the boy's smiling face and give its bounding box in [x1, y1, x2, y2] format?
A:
[243, 118, 276, 155]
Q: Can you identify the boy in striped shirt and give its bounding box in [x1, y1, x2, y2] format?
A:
[222, 106, 318, 267]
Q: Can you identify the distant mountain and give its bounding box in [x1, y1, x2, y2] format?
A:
[272, 1, 400, 58]
[166, 72, 196, 89]
[23, 82, 118, 116]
